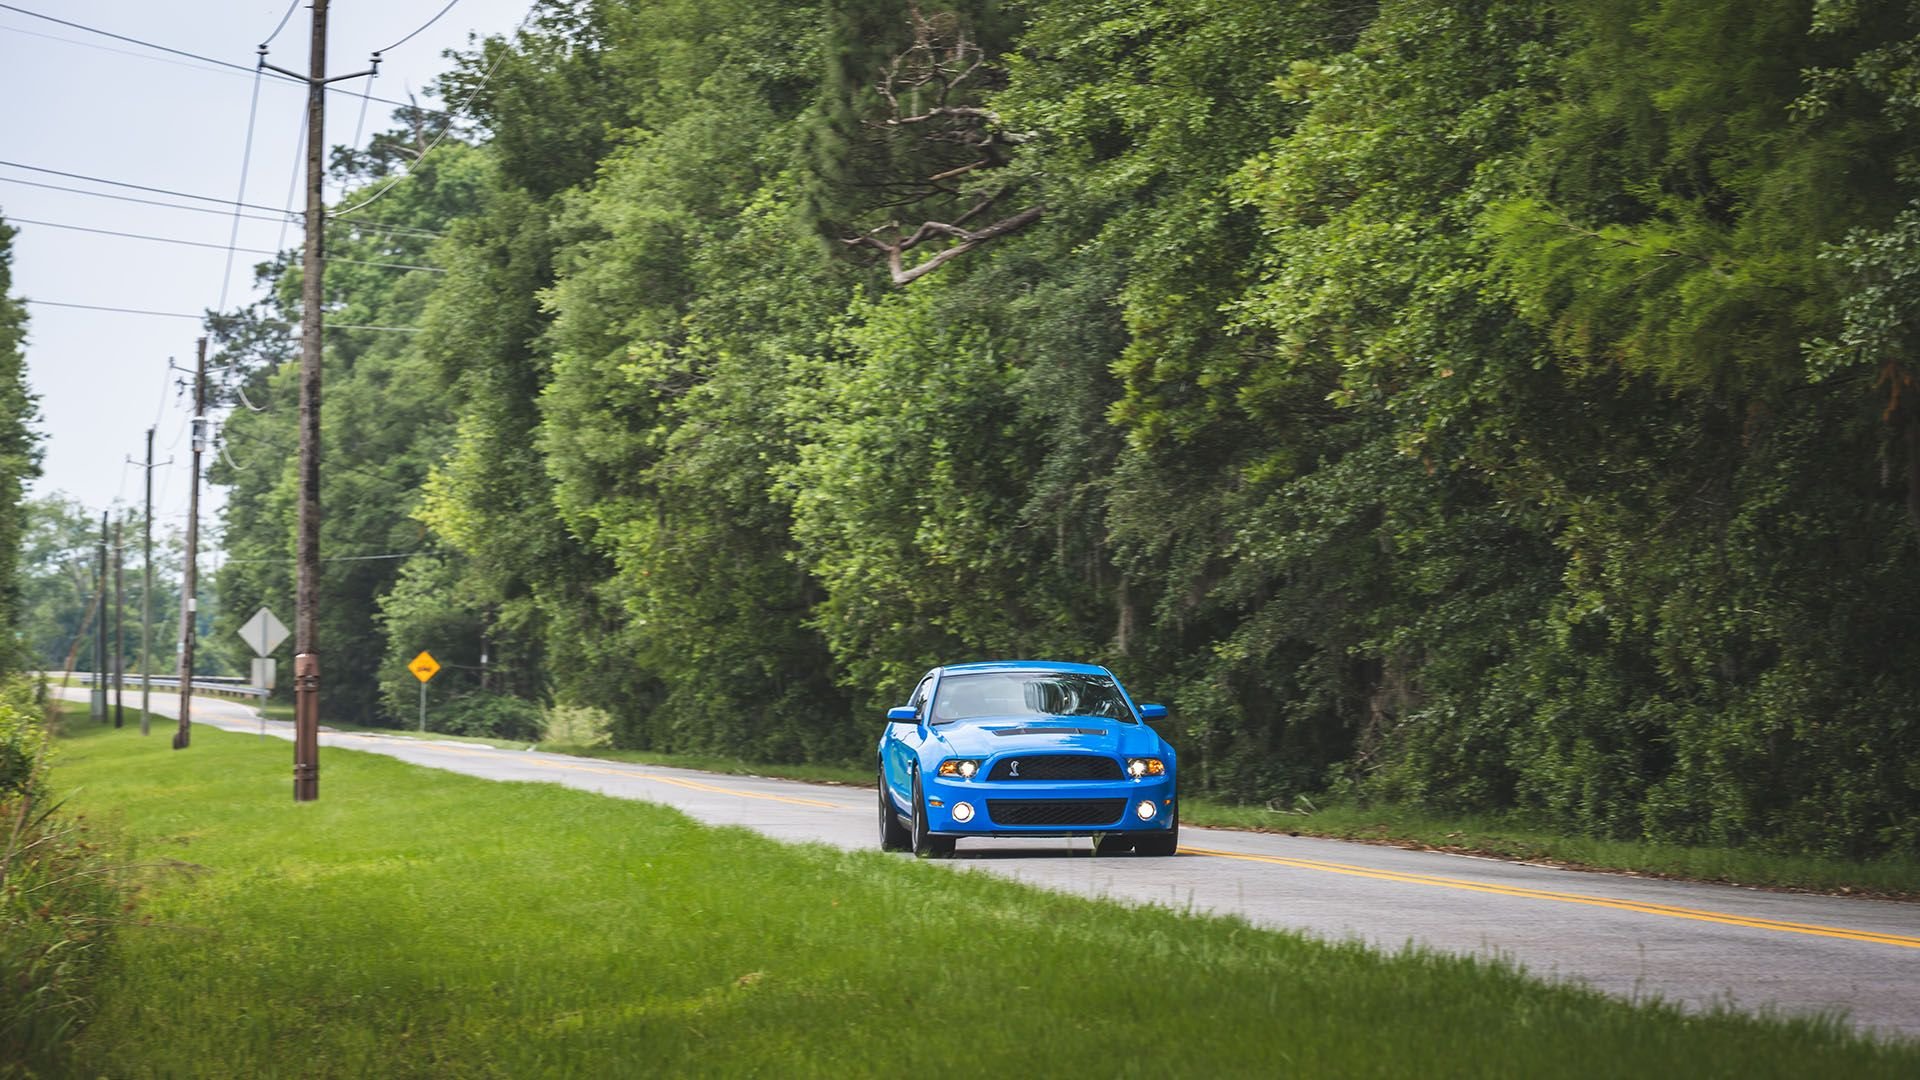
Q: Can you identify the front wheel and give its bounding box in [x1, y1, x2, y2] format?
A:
[910, 770, 955, 858]
[1133, 806, 1179, 857]
[879, 769, 910, 851]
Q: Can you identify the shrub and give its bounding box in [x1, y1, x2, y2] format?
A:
[431, 692, 545, 742]
[2, 682, 124, 1076]
[0, 678, 47, 799]
[542, 703, 613, 748]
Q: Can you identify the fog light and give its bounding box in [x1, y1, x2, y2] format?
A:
[1135, 799, 1156, 820]
[953, 801, 975, 823]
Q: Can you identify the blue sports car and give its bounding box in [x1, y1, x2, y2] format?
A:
[878, 660, 1178, 856]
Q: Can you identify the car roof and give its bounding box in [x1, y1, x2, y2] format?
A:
[937, 660, 1111, 677]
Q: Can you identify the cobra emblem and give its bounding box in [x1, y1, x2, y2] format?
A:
[1009, 760, 1020, 778]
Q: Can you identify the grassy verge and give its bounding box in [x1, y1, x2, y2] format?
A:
[45, 721, 1920, 1077]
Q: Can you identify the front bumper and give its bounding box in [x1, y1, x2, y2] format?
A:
[920, 773, 1177, 837]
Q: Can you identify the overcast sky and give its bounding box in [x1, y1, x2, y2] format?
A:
[1, 0, 534, 554]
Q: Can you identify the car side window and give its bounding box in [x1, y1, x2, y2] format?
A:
[909, 676, 934, 720]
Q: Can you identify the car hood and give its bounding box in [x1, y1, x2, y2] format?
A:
[932, 717, 1162, 759]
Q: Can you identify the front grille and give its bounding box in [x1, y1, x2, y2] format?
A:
[987, 799, 1127, 827]
[988, 755, 1124, 781]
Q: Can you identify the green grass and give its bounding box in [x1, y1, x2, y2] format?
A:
[42, 721, 1919, 1078]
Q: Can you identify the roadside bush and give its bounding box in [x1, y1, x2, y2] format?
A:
[0, 712, 40, 800]
[543, 703, 613, 748]
[2, 683, 125, 1076]
[432, 692, 544, 742]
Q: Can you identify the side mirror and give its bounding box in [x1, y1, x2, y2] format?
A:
[886, 706, 919, 724]
[1137, 703, 1168, 721]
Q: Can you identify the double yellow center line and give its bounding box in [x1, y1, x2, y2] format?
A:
[1180, 846, 1920, 949]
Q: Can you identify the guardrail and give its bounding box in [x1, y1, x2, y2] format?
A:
[52, 672, 270, 700]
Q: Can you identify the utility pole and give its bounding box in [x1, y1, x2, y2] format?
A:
[113, 515, 124, 728]
[260, 0, 371, 802]
[92, 512, 106, 722]
[128, 425, 169, 736]
[174, 337, 206, 751]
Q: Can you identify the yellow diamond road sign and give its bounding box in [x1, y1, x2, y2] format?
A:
[408, 651, 441, 683]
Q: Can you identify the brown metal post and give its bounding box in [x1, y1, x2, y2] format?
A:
[174, 337, 205, 750]
[292, 0, 329, 802]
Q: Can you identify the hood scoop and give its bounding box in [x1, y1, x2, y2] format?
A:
[987, 726, 1107, 737]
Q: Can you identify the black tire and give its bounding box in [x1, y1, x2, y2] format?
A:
[1095, 833, 1135, 855]
[910, 770, 955, 857]
[1134, 806, 1179, 857]
[879, 769, 911, 851]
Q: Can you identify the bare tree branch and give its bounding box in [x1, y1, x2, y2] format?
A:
[844, 205, 1046, 285]
[834, 4, 1042, 285]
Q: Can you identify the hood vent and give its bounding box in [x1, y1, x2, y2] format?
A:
[986, 726, 1107, 737]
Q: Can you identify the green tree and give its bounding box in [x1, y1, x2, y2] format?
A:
[0, 216, 41, 672]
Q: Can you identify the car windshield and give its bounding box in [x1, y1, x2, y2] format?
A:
[930, 671, 1135, 724]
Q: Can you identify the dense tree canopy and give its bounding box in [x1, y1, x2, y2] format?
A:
[197, 0, 1920, 856]
[0, 218, 41, 675]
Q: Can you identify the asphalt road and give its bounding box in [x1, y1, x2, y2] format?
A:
[61, 688, 1920, 1042]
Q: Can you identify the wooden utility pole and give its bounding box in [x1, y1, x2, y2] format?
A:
[113, 516, 124, 728]
[260, 0, 369, 802]
[93, 512, 106, 721]
[295, 1, 326, 803]
[129, 425, 169, 735]
[174, 337, 206, 751]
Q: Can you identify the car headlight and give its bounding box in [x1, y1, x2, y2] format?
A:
[937, 759, 982, 779]
[1126, 757, 1166, 778]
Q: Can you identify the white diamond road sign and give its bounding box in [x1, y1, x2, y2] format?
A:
[238, 607, 290, 657]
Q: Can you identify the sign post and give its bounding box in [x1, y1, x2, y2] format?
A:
[237, 607, 290, 737]
[408, 650, 441, 732]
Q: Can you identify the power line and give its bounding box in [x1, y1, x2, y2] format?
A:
[0, 2, 450, 117]
[23, 299, 199, 320]
[0, 175, 443, 242]
[0, 158, 295, 215]
[220, 425, 428, 491]
[219, 65, 267, 311]
[0, 161, 446, 238]
[0, 21, 238, 79]
[7, 215, 446, 272]
[348, 72, 377, 160]
[222, 545, 433, 564]
[332, 0, 535, 220]
[260, 0, 302, 47]
[376, 0, 464, 55]
[21, 299, 423, 332]
[325, 322, 425, 333]
[276, 107, 309, 252]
